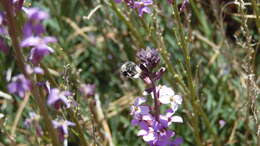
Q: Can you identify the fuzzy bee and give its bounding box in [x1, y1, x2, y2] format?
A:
[121, 61, 142, 78]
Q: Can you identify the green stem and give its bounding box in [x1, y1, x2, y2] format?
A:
[150, 76, 160, 121]
[109, 0, 145, 48]
[189, 0, 211, 37]
[67, 110, 89, 146]
[172, 3, 220, 146]
[251, 0, 260, 34]
[158, 35, 189, 94]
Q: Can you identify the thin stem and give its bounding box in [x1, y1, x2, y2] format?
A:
[67, 110, 89, 146]
[158, 35, 188, 93]
[109, 0, 145, 48]
[189, 0, 211, 37]
[251, 0, 260, 34]
[172, 2, 221, 146]
[171, 4, 202, 145]
[1, 1, 26, 75]
[150, 78, 160, 121]
[11, 93, 30, 137]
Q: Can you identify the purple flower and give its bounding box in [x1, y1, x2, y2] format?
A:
[130, 97, 150, 116]
[160, 109, 183, 128]
[115, 0, 134, 6]
[79, 84, 96, 97]
[24, 112, 40, 128]
[24, 112, 43, 136]
[180, 0, 189, 11]
[134, 0, 153, 16]
[19, 8, 56, 64]
[7, 74, 31, 98]
[114, 0, 153, 16]
[131, 113, 153, 127]
[52, 119, 75, 141]
[25, 64, 44, 74]
[155, 129, 175, 146]
[138, 127, 156, 142]
[23, 22, 45, 38]
[137, 47, 160, 70]
[219, 120, 226, 128]
[24, 8, 49, 21]
[29, 45, 54, 65]
[20, 36, 56, 64]
[131, 86, 183, 145]
[0, 12, 8, 35]
[22, 8, 49, 37]
[0, 12, 5, 25]
[128, 46, 183, 145]
[32, 66, 44, 74]
[172, 137, 183, 146]
[47, 88, 71, 109]
[0, 38, 9, 54]
[20, 36, 56, 47]
[138, 120, 176, 145]
[0, 26, 8, 35]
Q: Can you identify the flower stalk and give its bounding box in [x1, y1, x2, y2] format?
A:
[149, 75, 160, 121]
[123, 48, 184, 145]
[109, 0, 145, 48]
[171, 2, 220, 146]
[250, 0, 260, 34]
[1, 1, 61, 145]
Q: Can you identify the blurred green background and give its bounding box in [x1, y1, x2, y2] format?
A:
[0, 0, 259, 145]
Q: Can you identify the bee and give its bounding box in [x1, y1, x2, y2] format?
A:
[121, 61, 142, 78]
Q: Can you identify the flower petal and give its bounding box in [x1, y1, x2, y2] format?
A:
[173, 95, 182, 105]
[143, 132, 156, 142]
[47, 88, 60, 105]
[170, 102, 179, 113]
[138, 106, 150, 115]
[20, 36, 41, 47]
[134, 97, 146, 105]
[170, 116, 183, 123]
[114, 0, 122, 3]
[43, 36, 57, 44]
[159, 95, 171, 104]
[137, 129, 148, 136]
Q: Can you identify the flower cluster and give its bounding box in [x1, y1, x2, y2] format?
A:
[115, 0, 153, 16]
[124, 47, 183, 145]
[6, 6, 55, 98]
[1, 2, 76, 143]
[21, 8, 56, 65]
